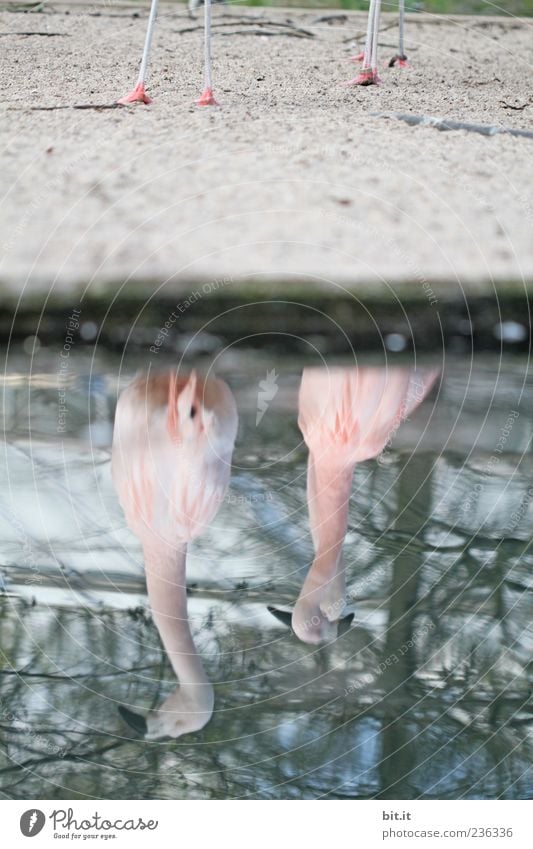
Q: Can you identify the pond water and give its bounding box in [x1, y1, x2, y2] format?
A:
[0, 348, 532, 799]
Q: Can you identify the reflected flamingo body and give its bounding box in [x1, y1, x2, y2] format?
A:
[292, 367, 439, 644]
[112, 370, 237, 738]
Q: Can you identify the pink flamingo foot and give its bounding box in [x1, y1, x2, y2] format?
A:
[195, 87, 219, 107]
[117, 82, 152, 105]
[345, 67, 380, 87]
[389, 54, 409, 68]
[350, 51, 365, 62]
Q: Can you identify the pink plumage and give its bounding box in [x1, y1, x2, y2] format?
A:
[112, 369, 237, 545]
[298, 367, 439, 466]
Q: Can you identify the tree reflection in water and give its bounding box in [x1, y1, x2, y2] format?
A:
[0, 359, 532, 799]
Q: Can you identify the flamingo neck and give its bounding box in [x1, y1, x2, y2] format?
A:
[292, 454, 355, 627]
[307, 453, 355, 577]
[142, 539, 209, 687]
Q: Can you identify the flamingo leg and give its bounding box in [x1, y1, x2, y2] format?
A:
[399, 0, 406, 58]
[389, 0, 409, 68]
[346, 0, 381, 87]
[117, 0, 159, 105]
[196, 0, 219, 107]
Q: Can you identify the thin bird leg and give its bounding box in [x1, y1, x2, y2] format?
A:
[196, 0, 219, 107]
[350, 0, 375, 62]
[370, 0, 381, 73]
[364, 0, 377, 67]
[351, 0, 376, 64]
[399, 0, 406, 58]
[117, 0, 160, 104]
[346, 0, 381, 87]
[389, 0, 409, 68]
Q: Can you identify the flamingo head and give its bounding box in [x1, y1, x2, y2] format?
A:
[291, 571, 350, 646]
[145, 683, 215, 740]
[292, 602, 341, 645]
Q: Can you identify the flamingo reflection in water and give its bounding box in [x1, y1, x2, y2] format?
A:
[271, 367, 439, 644]
[112, 370, 238, 738]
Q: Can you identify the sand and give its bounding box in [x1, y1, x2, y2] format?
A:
[1, 4, 533, 306]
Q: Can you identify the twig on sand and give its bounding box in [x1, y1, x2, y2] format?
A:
[374, 112, 533, 141]
[376, 41, 418, 51]
[174, 18, 315, 39]
[4, 2, 47, 10]
[312, 14, 349, 25]
[216, 28, 312, 39]
[11, 103, 123, 111]
[0, 31, 67, 36]
[342, 21, 397, 44]
[499, 99, 531, 112]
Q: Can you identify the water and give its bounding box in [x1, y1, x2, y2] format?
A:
[0, 350, 532, 799]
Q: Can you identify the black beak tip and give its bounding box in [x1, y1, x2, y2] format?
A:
[267, 606, 354, 634]
[339, 612, 355, 634]
[118, 705, 148, 736]
[267, 605, 293, 629]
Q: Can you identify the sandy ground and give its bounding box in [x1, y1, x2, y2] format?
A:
[1, 4, 533, 305]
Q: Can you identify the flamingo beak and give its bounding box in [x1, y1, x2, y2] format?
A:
[338, 612, 355, 635]
[267, 605, 292, 628]
[118, 705, 148, 736]
[267, 606, 354, 635]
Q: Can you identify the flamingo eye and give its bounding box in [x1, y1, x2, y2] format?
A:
[190, 405, 197, 419]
